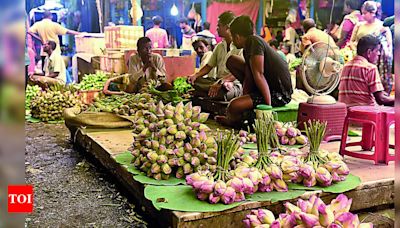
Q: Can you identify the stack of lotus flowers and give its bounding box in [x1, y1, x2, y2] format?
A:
[238, 130, 257, 145]
[253, 116, 288, 192]
[243, 194, 373, 228]
[129, 101, 218, 180]
[230, 148, 259, 170]
[274, 121, 308, 146]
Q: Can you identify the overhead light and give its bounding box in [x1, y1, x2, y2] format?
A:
[170, 3, 178, 16]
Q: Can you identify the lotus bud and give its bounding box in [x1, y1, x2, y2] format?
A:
[156, 100, 165, 110]
[143, 140, 151, 148]
[157, 155, 168, 164]
[196, 113, 209, 123]
[164, 109, 174, 119]
[323, 161, 341, 172]
[165, 103, 174, 111]
[297, 199, 312, 214]
[196, 192, 209, 201]
[146, 152, 158, 163]
[191, 137, 202, 148]
[288, 137, 297, 145]
[269, 164, 283, 180]
[174, 148, 184, 157]
[242, 178, 256, 194]
[336, 162, 350, 175]
[310, 197, 324, 216]
[184, 109, 193, 120]
[163, 119, 173, 127]
[177, 157, 185, 167]
[153, 173, 162, 180]
[130, 149, 140, 157]
[161, 163, 172, 175]
[327, 224, 342, 228]
[139, 128, 150, 138]
[280, 136, 289, 145]
[199, 124, 210, 131]
[191, 157, 200, 167]
[281, 160, 299, 173]
[257, 209, 276, 225]
[227, 192, 241, 204]
[175, 102, 184, 113]
[327, 152, 343, 161]
[240, 155, 254, 165]
[220, 187, 236, 204]
[299, 212, 320, 228]
[191, 106, 201, 116]
[248, 169, 263, 185]
[299, 164, 315, 179]
[166, 135, 175, 145]
[214, 180, 227, 196]
[158, 145, 167, 154]
[189, 130, 199, 138]
[151, 140, 160, 150]
[207, 157, 217, 165]
[227, 177, 244, 192]
[286, 127, 298, 138]
[316, 167, 333, 186]
[183, 163, 193, 174]
[186, 172, 201, 185]
[167, 125, 178, 135]
[148, 113, 158, 123]
[277, 127, 287, 137]
[133, 157, 142, 167]
[198, 179, 215, 194]
[168, 158, 177, 167]
[273, 121, 283, 129]
[172, 167, 182, 179]
[208, 193, 220, 204]
[295, 135, 308, 145]
[329, 194, 352, 214]
[205, 136, 216, 147]
[183, 143, 192, 152]
[331, 172, 346, 182]
[151, 163, 161, 174]
[335, 212, 361, 228]
[303, 175, 317, 187]
[183, 153, 192, 162]
[318, 203, 335, 227]
[174, 113, 185, 122]
[175, 131, 187, 141]
[191, 148, 201, 157]
[143, 119, 150, 127]
[271, 179, 287, 192]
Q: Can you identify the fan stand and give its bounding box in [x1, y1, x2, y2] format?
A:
[307, 95, 337, 105]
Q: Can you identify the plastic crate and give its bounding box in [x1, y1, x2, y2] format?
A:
[104, 25, 144, 49]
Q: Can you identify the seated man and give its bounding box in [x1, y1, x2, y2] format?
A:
[103, 37, 172, 95]
[192, 39, 216, 79]
[338, 35, 393, 107]
[29, 40, 66, 88]
[216, 16, 293, 127]
[300, 18, 338, 53]
[188, 11, 242, 101]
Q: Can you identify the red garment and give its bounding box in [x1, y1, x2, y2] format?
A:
[145, 27, 169, 48]
[338, 56, 384, 107]
[206, 0, 259, 39]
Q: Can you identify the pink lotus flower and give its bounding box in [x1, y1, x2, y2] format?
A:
[269, 164, 283, 180]
[336, 162, 350, 175]
[257, 209, 276, 224]
[234, 166, 251, 178]
[214, 180, 227, 196]
[297, 199, 312, 214]
[299, 164, 315, 179]
[318, 202, 335, 226]
[198, 179, 215, 194]
[299, 212, 320, 228]
[258, 183, 273, 192]
[303, 174, 317, 187]
[280, 213, 297, 227]
[331, 171, 346, 182]
[284, 202, 302, 213]
[273, 179, 288, 192]
[196, 192, 209, 201]
[208, 193, 220, 204]
[335, 212, 360, 227]
[242, 178, 256, 194]
[323, 161, 341, 172]
[228, 177, 244, 192]
[329, 194, 352, 215]
[247, 168, 263, 185]
[234, 191, 246, 202]
[311, 197, 324, 216]
[261, 173, 272, 185]
[221, 187, 236, 204]
[199, 130, 207, 142]
[276, 127, 287, 137]
[316, 167, 333, 186]
[270, 220, 281, 228]
[281, 159, 300, 173]
[243, 214, 262, 228]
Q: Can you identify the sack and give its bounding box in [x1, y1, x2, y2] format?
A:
[64, 107, 134, 135]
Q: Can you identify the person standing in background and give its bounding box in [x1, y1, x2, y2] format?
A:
[195, 22, 217, 50]
[283, 20, 297, 54]
[145, 15, 170, 48]
[336, 0, 363, 48]
[179, 17, 196, 50]
[28, 10, 80, 64]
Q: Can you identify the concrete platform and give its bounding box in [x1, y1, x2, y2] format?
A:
[73, 127, 394, 228]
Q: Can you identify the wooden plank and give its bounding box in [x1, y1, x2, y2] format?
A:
[73, 128, 394, 228]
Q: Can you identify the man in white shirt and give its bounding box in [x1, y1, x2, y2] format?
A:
[29, 40, 66, 87]
[195, 22, 217, 50]
[192, 39, 216, 79]
[187, 11, 243, 101]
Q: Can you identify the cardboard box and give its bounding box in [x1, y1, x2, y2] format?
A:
[104, 25, 144, 49]
[75, 33, 105, 55]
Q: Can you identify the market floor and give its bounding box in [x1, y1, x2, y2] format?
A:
[25, 123, 148, 227]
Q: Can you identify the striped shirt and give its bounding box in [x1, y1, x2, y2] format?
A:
[338, 55, 384, 107]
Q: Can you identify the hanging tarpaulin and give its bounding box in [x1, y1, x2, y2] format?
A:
[95, 0, 103, 32]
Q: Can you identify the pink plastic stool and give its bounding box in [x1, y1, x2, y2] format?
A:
[340, 106, 395, 165]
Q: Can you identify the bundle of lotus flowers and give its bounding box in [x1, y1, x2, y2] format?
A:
[230, 148, 259, 170]
[243, 194, 373, 228]
[238, 130, 257, 145]
[253, 116, 288, 192]
[129, 101, 217, 180]
[274, 121, 308, 146]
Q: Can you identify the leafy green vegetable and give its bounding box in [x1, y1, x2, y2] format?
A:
[288, 58, 302, 71]
[76, 72, 108, 91]
[173, 77, 193, 94]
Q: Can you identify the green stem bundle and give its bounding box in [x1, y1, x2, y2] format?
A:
[304, 120, 328, 169]
[253, 116, 274, 170]
[213, 130, 240, 182]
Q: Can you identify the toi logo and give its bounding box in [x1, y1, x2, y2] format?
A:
[8, 185, 33, 213]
